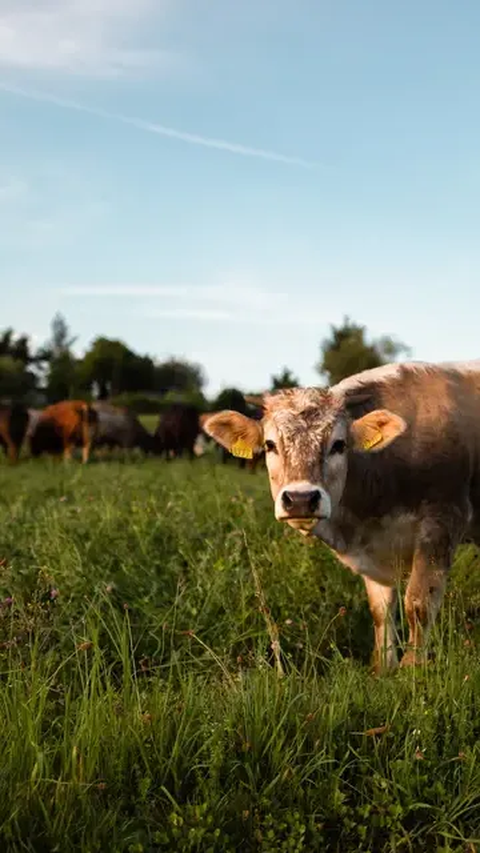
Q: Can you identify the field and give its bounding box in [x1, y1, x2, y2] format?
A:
[1, 456, 480, 852]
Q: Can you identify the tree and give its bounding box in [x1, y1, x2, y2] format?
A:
[79, 337, 155, 399]
[153, 358, 205, 396]
[271, 367, 299, 390]
[0, 355, 36, 398]
[0, 327, 39, 400]
[212, 387, 247, 413]
[42, 313, 79, 403]
[317, 316, 411, 386]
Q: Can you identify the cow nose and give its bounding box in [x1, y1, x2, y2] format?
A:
[281, 488, 321, 515]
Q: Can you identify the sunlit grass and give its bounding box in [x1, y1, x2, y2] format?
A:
[0, 457, 479, 851]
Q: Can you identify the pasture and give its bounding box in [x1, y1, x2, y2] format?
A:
[0, 455, 480, 851]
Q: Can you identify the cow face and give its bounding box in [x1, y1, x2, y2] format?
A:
[203, 389, 407, 534]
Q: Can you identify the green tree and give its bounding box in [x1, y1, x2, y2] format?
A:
[79, 337, 155, 398]
[0, 327, 39, 399]
[212, 387, 247, 413]
[271, 367, 299, 390]
[153, 358, 205, 396]
[42, 313, 79, 403]
[316, 316, 410, 386]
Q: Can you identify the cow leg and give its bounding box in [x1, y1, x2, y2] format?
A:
[401, 512, 460, 667]
[363, 575, 398, 672]
[63, 443, 73, 462]
[4, 436, 18, 464]
[82, 435, 92, 464]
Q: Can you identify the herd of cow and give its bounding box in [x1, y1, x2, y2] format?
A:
[0, 397, 262, 466]
[3, 357, 480, 673]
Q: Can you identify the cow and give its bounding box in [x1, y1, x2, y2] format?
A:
[202, 360, 480, 673]
[0, 403, 29, 463]
[154, 403, 201, 460]
[200, 410, 263, 472]
[91, 402, 157, 455]
[29, 400, 98, 463]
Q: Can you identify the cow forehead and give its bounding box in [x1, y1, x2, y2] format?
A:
[262, 388, 343, 445]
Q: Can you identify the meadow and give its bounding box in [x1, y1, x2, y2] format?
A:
[0, 454, 480, 851]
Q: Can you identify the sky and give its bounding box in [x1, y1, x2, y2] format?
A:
[1, 0, 480, 395]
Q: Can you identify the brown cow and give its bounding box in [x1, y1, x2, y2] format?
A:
[0, 403, 29, 463]
[29, 400, 98, 463]
[203, 360, 480, 672]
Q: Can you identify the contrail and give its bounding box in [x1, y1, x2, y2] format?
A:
[0, 82, 320, 170]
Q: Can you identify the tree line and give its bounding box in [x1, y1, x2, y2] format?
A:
[0, 313, 410, 412]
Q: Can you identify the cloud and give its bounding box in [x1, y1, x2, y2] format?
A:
[60, 283, 289, 308]
[0, 83, 322, 169]
[0, 0, 181, 78]
[59, 282, 321, 326]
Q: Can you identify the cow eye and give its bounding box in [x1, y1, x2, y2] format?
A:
[330, 439, 346, 455]
[264, 439, 276, 453]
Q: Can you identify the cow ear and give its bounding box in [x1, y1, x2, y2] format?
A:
[350, 408, 407, 453]
[202, 410, 263, 459]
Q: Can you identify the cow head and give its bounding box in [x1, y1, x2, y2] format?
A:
[202, 388, 407, 534]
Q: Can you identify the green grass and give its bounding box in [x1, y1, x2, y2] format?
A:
[0, 456, 480, 851]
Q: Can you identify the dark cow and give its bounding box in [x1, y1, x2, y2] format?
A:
[91, 402, 156, 454]
[0, 403, 29, 463]
[203, 360, 480, 672]
[29, 400, 98, 463]
[154, 403, 200, 460]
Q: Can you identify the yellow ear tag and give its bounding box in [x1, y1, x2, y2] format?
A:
[231, 439, 254, 459]
[362, 431, 383, 450]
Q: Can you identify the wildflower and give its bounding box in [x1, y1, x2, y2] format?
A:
[464, 674, 471, 682]
[123, 602, 129, 610]
[458, 751, 466, 760]
[97, 782, 107, 790]
[142, 713, 152, 725]
[414, 748, 424, 760]
[105, 584, 114, 594]
[50, 588, 59, 600]
[59, 496, 67, 502]
[338, 606, 347, 617]
[76, 641, 93, 651]
[284, 618, 293, 626]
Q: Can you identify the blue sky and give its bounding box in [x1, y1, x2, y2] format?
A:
[1, 0, 479, 395]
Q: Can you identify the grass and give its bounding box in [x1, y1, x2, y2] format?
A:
[0, 455, 480, 851]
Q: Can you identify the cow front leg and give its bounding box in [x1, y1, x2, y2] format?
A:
[63, 442, 73, 462]
[401, 514, 458, 667]
[363, 575, 398, 672]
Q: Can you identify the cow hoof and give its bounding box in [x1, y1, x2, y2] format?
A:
[370, 652, 399, 676]
[400, 649, 428, 668]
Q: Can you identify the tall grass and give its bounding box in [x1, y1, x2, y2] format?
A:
[0, 457, 479, 851]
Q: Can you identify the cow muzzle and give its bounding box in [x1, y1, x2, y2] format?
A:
[275, 482, 331, 531]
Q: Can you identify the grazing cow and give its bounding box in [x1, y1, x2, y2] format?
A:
[29, 400, 98, 463]
[203, 360, 480, 672]
[91, 402, 156, 454]
[154, 403, 200, 460]
[0, 403, 29, 463]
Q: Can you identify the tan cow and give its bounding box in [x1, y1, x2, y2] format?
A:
[29, 400, 98, 463]
[203, 360, 480, 672]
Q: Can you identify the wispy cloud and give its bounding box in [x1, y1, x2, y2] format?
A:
[59, 282, 321, 326]
[0, 83, 322, 169]
[60, 283, 289, 309]
[0, 0, 181, 78]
